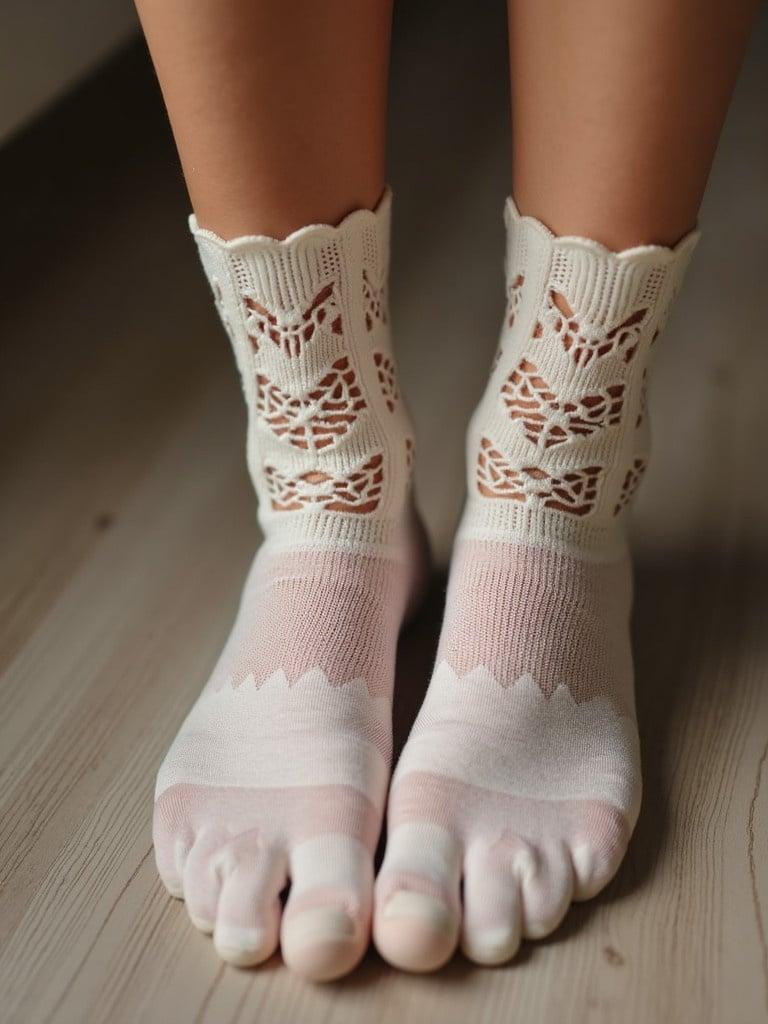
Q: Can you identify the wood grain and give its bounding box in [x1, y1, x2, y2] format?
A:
[1, 8, 766, 1022]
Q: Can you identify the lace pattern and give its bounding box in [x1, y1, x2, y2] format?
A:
[538, 291, 648, 367]
[363, 269, 388, 333]
[468, 208, 698, 533]
[244, 283, 342, 358]
[255, 358, 366, 452]
[614, 459, 647, 515]
[477, 438, 602, 517]
[501, 359, 624, 449]
[192, 194, 410, 533]
[264, 454, 385, 514]
[373, 352, 399, 412]
[505, 274, 525, 328]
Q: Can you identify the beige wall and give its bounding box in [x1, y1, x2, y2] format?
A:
[0, 0, 138, 143]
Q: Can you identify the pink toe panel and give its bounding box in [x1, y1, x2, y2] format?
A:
[388, 771, 631, 859]
[154, 782, 381, 857]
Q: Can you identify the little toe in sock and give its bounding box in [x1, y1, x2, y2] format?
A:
[213, 841, 287, 966]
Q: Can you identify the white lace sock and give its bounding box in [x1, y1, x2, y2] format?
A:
[374, 201, 698, 971]
[153, 191, 428, 980]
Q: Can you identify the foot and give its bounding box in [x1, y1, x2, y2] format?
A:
[155, 527, 426, 979]
[375, 542, 638, 970]
[154, 191, 428, 979]
[374, 200, 698, 971]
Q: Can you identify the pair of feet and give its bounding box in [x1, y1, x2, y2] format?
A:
[154, 513, 638, 980]
[152, 191, 697, 980]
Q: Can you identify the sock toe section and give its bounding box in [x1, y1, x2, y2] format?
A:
[281, 907, 364, 981]
[461, 926, 521, 966]
[212, 851, 286, 966]
[569, 809, 631, 900]
[374, 822, 462, 972]
[282, 834, 374, 981]
[182, 830, 226, 933]
[214, 925, 275, 967]
[461, 841, 522, 965]
[374, 891, 459, 972]
[516, 844, 574, 940]
[152, 808, 192, 900]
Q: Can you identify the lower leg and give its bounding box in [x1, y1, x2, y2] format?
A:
[137, 0, 427, 982]
[509, 0, 759, 249]
[375, 0, 757, 972]
[134, 0, 392, 237]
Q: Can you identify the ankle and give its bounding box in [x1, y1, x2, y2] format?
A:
[462, 197, 699, 557]
[190, 189, 418, 553]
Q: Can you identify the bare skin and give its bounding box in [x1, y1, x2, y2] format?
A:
[508, 0, 759, 250]
[135, 0, 758, 248]
[134, 0, 392, 238]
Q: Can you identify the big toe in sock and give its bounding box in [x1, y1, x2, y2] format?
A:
[373, 823, 462, 971]
[280, 835, 373, 981]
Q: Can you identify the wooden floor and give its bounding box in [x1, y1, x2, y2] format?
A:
[2, 6, 767, 1022]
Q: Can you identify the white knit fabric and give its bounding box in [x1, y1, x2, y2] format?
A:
[191, 189, 413, 553]
[374, 201, 698, 972]
[464, 199, 699, 557]
[153, 192, 428, 981]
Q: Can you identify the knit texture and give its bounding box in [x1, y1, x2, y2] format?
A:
[153, 191, 428, 980]
[374, 201, 698, 971]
